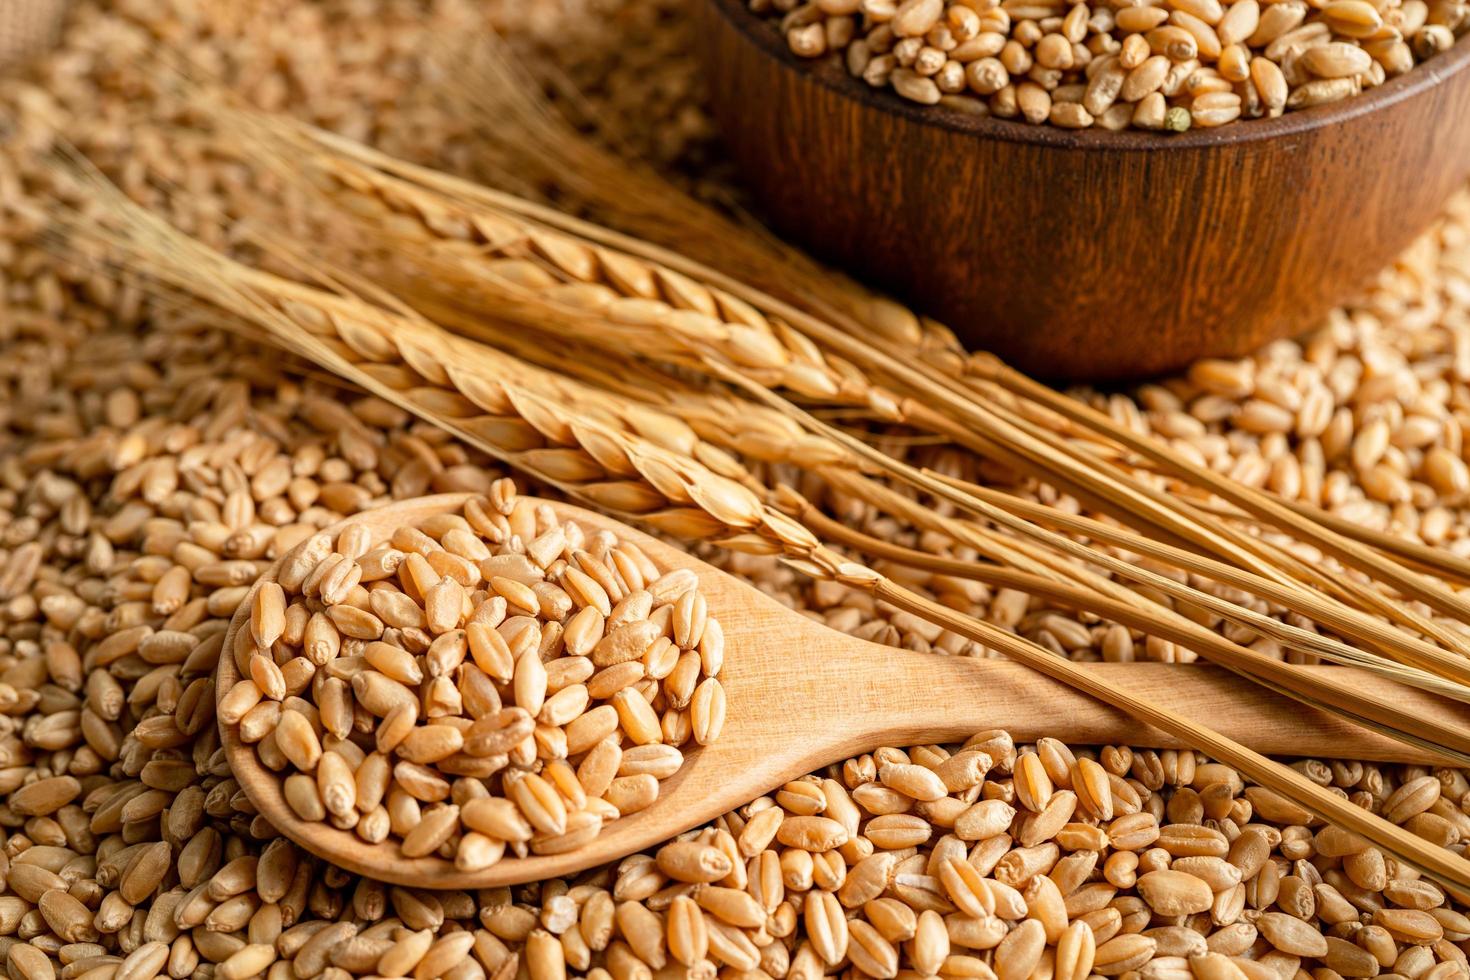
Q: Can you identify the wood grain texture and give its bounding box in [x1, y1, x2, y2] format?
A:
[697, 0, 1470, 381]
[218, 494, 1467, 888]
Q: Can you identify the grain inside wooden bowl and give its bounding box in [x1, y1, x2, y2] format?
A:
[696, 0, 1470, 381]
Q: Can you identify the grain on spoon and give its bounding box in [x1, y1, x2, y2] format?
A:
[220, 479, 727, 871]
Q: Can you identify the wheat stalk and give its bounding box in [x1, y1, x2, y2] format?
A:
[1177, 493, 1470, 586]
[965, 356, 1470, 591]
[54, 116, 1470, 886]
[211, 114, 1470, 685]
[203, 103, 901, 419]
[61, 188, 1470, 889]
[445, 295, 1470, 698]
[933, 375, 1470, 653]
[50, 192, 797, 549]
[703, 371, 1470, 704]
[784, 486, 1470, 764]
[909, 463, 1470, 678]
[754, 305, 1470, 639]
[412, 44, 1470, 640]
[427, 31, 918, 345]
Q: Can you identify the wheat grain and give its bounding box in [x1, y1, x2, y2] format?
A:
[755, 0, 1465, 129]
[4, 5, 1470, 980]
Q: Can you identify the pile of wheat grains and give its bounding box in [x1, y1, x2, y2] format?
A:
[755, 0, 1469, 130]
[223, 485, 727, 869]
[3, 2, 1470, 980]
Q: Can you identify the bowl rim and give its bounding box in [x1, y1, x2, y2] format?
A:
[707, 0, 1470, 151]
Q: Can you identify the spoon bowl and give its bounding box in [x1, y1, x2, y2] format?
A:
[218, 493, 1462, 888]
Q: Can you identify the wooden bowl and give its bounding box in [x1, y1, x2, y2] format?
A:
[696, 0, 1470, 381]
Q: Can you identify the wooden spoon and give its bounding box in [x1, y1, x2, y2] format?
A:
[218, 493, 1467, 888]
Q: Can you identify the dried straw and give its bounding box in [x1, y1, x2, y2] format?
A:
[419, 40, 1470, 641]
[47, 161, 1470, 891]
[216, 114, 1470, 687]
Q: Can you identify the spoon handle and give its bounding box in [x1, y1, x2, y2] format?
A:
[810, 640, 1465, 765]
